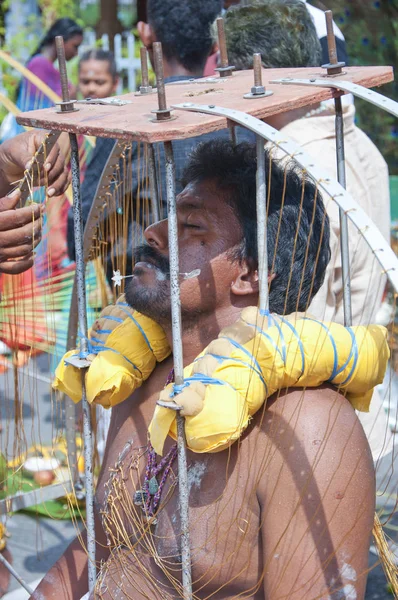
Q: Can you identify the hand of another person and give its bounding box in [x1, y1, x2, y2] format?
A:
[0, 130, 70, 198]
[0, 189, 43, 274]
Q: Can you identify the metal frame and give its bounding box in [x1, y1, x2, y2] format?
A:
[172, 102, 398, 295]
[270, 77, 398, 118]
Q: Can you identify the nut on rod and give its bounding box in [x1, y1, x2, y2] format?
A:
[244, 53, 273, 99]
[322, 10, 345, 76]
[151, 41, 174, 121]
[55, 36, 78, 112]
[215, 17, 234, 77]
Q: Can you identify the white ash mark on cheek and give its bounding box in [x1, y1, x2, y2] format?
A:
[187, 460, 207, 493]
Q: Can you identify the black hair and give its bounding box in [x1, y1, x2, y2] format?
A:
[79, 49, 118, 80]
[33, 18, 83, 57]
[182, 140, 330, 315]
[147, 0, 223, 72]
[224, 0, 322, 70]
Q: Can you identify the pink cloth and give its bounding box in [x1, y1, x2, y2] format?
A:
[24, 55, 63, 99]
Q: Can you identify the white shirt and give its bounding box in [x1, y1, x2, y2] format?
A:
[279, 105, 390, 326]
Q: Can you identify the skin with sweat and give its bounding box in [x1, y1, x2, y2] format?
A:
[33, 180, 375, 599]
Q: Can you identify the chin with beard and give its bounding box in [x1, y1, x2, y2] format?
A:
[125, 244, 172, 324]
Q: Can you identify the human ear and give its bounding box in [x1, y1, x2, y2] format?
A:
[231, 261, 275, 297]
[112, 76, 120, 95]
[137, 21, 154, 50]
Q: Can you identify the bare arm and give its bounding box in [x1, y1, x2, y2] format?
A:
[258, 386, 375, 600]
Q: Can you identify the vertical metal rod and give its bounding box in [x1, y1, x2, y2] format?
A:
[55, 36, 70, 102]
[256, 136, 269, 312]
[324, 11, 352, 326]
[335, 96, 352, 326]
[164, 141, 192, 599]
[148, 144, 160, 223]
[253, 53, 263, 87]
[153, 42, 167, 111]
[325, 11, 338, 66]
[70, 134, 97, 591]
[140, 46, 149, 87]
[56, 36, 96, 590]
[216, 17, 229, 68]
[228, 120, 238, 146]
[0, 552, 33, 595]
[65, 396, 77, 482]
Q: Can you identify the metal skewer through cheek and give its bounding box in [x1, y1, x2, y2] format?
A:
[55, 36, 97, 591]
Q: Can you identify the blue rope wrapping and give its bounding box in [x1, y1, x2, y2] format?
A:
[101, 315, 124, 324]
[169, 374, 234, 399]
[205, 353, 267, 391]
[218, 336, 265, 382]
[279, 317, 305, 378]
[303, 317, 339, 381]
[72, 333, 142, 375]
[245, 315, 287, 364]
[116, 304, 154, 353]
[339, 327, 359, 387]
[94, 329, 113, 335]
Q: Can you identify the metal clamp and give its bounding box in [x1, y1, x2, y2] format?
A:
[75, 97, 132, 106]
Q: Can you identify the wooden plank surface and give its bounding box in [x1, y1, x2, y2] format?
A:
[17, 66, 393, 143]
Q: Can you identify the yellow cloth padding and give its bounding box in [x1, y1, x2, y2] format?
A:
[53, 305, 171, 408]
[149, 315, 389, 455]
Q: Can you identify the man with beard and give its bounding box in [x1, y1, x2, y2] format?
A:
[36, 141, 374, 599]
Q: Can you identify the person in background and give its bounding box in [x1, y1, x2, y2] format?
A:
[204, 0, 348, 76]
[0, 18, 83, 142]
[78, 49, 119, 100]
[224, 0, 392, 466]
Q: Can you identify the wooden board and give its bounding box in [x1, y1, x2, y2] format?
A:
[17, 66, 393, 143]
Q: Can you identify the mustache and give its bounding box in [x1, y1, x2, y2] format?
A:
[133, 244, 170, 274]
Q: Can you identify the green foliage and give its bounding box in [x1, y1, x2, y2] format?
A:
[319, 0, 398, 174]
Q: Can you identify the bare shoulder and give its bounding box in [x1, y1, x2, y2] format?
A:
[252, 386, 375, 599]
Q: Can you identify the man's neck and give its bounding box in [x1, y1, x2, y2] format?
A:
[162, 58, 203, 81]
[164, 304, 244, 366]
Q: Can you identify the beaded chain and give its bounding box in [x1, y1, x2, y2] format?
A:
[134, 368, 178, 522]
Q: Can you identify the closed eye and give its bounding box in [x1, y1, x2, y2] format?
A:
[184, 223, 201, 229]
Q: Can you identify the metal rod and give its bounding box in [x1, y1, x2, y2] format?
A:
[216, 18, 229, 68]
[334, 96, 352, 326]
[325, 11, 338, 66]
[148, 144, 160, 222]
[228, 120, 237, 146]
[55, 36, 96, 590]
[153, 42, 167, 111]
[0, 552, 34, 595]
[70, 133, 97, 591]
[256, 136, 269, 312]
[140, 46, 149, 87]
[253, 53, 263, 87]
[65, 396, 77, 483]
[164, 141, 192, 599]
[55, 36, 70, 102]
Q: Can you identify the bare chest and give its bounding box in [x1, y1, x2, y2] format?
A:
[99, 438, 262, 598]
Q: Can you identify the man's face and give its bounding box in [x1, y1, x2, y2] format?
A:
[125, 179, 245, 327]
[78, 60, 118, 99]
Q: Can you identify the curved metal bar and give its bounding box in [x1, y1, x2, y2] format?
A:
[172, 102, 398, 294]
[270, 78, 398, 118]
[66, 139, 128, 350]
